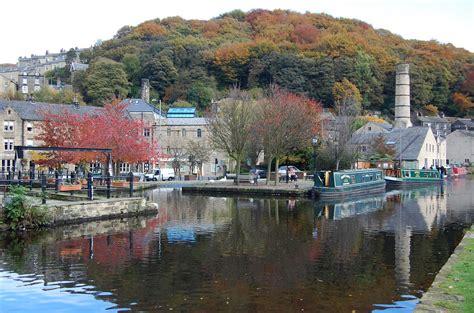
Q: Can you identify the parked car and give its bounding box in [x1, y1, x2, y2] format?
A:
[250, 168, 267, 178]
[145, 168, 175, 181]
[278, 165, 302, 175]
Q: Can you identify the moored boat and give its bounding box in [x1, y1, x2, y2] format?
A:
[384, 169, 443, 187]
[313, 169, 386, 199]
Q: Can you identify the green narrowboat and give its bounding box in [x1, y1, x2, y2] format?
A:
[313, 169, 386, 199]
[383, 169, 443, 187]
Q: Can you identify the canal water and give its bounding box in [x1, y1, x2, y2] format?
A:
[1, 179, 473, 312]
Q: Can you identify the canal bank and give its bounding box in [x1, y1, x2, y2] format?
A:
[182, 180, 314, 197]
[415, 226, 474, 312]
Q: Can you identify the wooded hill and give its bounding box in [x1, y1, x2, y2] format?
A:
[74, 9, 473, 116]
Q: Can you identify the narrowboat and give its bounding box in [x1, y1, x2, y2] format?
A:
[313, 169, 386, 199]
[383, 168, 443, 187]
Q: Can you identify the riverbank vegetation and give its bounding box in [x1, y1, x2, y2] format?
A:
[3, 186, 50, 230]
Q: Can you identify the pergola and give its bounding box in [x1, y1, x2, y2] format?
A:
[13, 146, 112, 174]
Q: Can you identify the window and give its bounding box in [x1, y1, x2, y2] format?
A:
[26, 139, 33, 146]
[368, 126, 372, 131]
[166, 146, 171, 154]
[119, 163, 130, 173]
[143, 128, 150, 137]
[167, 128, 171, 137]
[3, 121, 14, 132]
[33, 85, 40, 92]
[4, 139, 14, 151]
[22, 78, 27, 84]
[197, 128, 202, 137]
[26, 123, 33, 132]
[34, 78, 40, 85]
[1, 160, 13, 172]
[22, 86, 28, 94]
[182, 129, 186, 137]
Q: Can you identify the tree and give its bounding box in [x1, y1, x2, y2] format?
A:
[206, 88, 255, 185]
[84, 58, 130, 105]
[142, 53, 178, 98]
[35, 101, 157, 174]
[369, 134, 396, 163]
[186, 141, 210, 176]
[332, 79, 362, 170]
[255, 86, 321, 185]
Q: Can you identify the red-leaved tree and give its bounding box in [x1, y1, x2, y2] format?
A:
[35, 100, 158, 174]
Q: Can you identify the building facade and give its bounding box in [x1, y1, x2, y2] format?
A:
[446, 130, 473, 165]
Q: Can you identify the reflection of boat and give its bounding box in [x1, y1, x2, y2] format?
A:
[315, 194, 385, 220]
[313, 169, 385, 199]
[384, 169, 443, 187]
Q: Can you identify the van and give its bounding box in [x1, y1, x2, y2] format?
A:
[145, 168, 175, 181]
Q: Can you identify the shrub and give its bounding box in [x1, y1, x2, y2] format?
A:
[4, 186, 50, 230]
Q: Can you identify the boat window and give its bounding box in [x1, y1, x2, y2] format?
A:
[351, 176, 356, 184]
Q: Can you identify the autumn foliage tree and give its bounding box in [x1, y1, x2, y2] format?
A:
[255, 86, 321, 185]
[35, 101, 157, 174]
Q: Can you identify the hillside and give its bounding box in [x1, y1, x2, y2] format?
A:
[75, 9, 473, 116]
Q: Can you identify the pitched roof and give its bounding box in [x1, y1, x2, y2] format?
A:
[120, 99, 164, 116]
[417, 116, 450, 123]
[0, 100, 100, 121]
[452, 118, 474, 128]
[352, 127, 431, 160]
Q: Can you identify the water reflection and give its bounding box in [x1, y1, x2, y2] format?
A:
[0, 180, 472, 312]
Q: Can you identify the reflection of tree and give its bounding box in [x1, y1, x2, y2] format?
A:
[0, 191, 464, 312]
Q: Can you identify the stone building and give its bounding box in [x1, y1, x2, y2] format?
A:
[415, 116, 451, 137]
[0, 100, 99, 173]
[18, 71, 45, 94]
[451, 118, 474, 132]
[351, 127, 447, 169]
[446, 130, 474, 165]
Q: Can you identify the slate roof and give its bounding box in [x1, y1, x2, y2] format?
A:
[417, 116, 450, 123]
[452, 118, 474, 129]
[351, 127, 431, 160]
[120, 99, 164, 116]
[0, 100, 101, 121]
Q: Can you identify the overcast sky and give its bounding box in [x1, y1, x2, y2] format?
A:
[2, 0, 472, 64]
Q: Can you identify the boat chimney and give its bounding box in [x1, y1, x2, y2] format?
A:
[394, 64, 412, 129]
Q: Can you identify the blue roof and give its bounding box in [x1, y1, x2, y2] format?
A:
[167, 107, 196, 118]
[168, 107, 196, 114]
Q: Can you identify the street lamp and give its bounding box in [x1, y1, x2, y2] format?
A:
[312, 136, 319, 180]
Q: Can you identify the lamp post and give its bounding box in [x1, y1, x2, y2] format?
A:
[312, 136, 318, 179]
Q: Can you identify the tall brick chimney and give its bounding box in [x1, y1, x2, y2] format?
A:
[394, 64, 412, 128]
[141, 79, 150, 103]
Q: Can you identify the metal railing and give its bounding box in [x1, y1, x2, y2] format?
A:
[0, 170, 140, 203]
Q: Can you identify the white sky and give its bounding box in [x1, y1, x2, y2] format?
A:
[2, 0, 472, 64]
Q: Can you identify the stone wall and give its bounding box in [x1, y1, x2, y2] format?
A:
[47, 198, 158, 225]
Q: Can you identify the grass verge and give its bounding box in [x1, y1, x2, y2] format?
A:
[436, 226, 474, 312]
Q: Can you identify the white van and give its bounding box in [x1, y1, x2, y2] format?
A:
[145, 168, 175, 181]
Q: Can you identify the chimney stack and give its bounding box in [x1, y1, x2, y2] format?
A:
[141, 79, 150, 103]
[394, 64, 412, 129]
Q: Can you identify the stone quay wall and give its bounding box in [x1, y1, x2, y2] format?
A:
[47, 198, 158, 226]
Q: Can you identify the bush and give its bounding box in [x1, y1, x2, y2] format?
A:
[4, 186, 50, 230]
